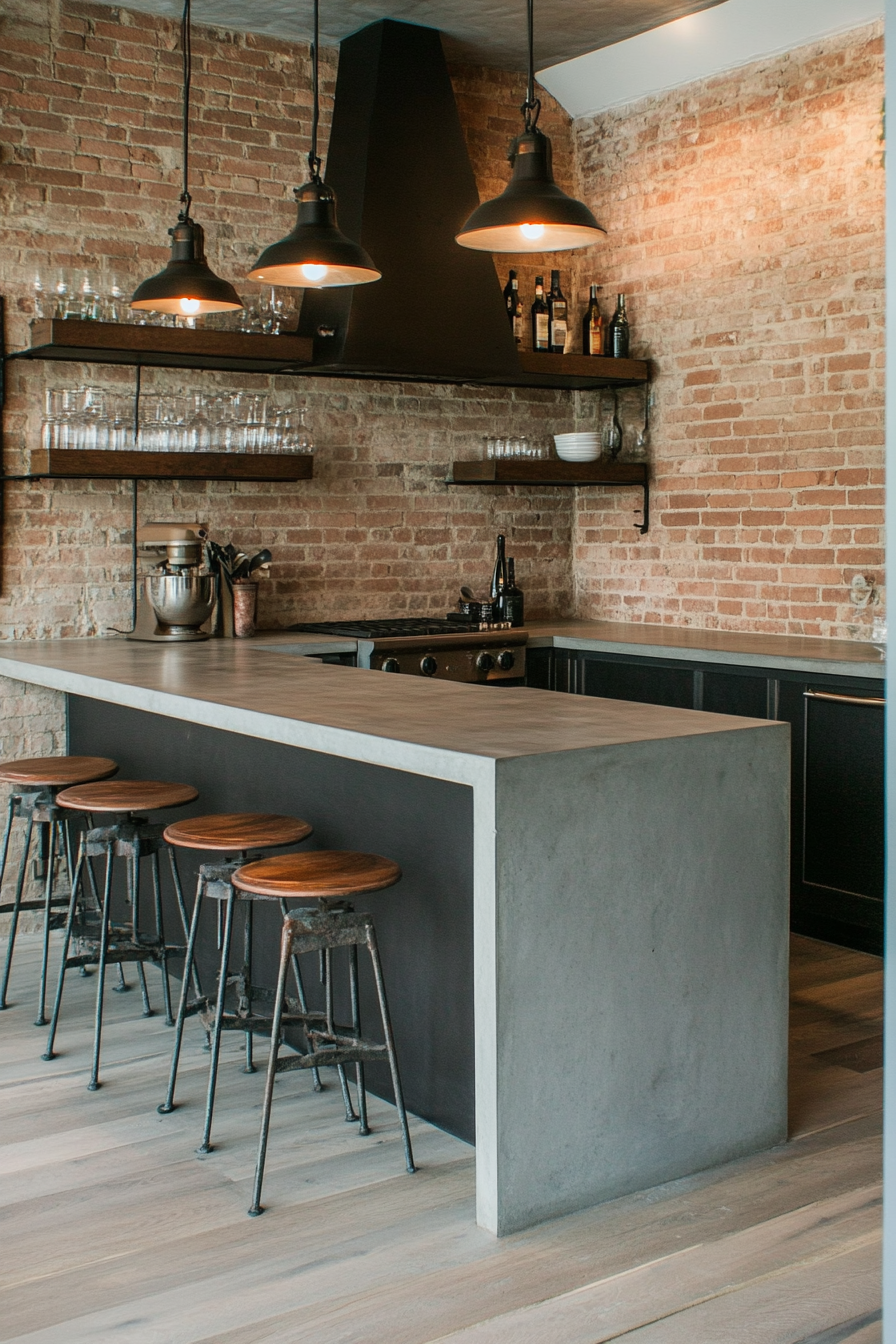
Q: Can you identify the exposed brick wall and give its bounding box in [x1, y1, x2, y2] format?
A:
[0, 0, 581, 653]
[571, 22, 885, 638]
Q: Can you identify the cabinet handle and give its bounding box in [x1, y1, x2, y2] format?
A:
[803, 690, 885, 708]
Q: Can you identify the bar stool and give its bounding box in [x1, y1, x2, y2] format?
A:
[0, 754, 118, 1024]
[231, 850, 416, 1217]
[43, 778, 199, 1090]
[157, 812, 322, 1155]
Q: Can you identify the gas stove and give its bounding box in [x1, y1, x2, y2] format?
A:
[288, 617, 527, 684]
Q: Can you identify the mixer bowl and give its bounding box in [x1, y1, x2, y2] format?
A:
[145, 574, 216, 639]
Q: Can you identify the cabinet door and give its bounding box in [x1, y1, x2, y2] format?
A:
[701, 669, 769, 719]
[525, 648, 555, 691]
[778, 678, 885, 955]
[581, 656, 694, 709]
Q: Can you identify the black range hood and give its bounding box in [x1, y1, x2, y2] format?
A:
[298, 20, 522, 384]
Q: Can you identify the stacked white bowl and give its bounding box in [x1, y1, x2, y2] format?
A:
[553, 431, 601, 463]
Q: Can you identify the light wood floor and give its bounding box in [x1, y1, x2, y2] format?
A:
[0, 933, 883, 1344]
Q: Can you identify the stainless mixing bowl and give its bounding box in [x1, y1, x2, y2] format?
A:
[145, 573, 216, 638]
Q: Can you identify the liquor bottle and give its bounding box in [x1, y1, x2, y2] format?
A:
[490, 533, 508, 616]
[607, 293, 630, 358]
[531, 276, 549, 353]
[504, 270, 523, 344]
[582, 283, 604, 356]
[503, 558, 525, 627]
[548, 270, 568, 354]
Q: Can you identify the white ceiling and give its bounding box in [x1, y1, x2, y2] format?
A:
[90, 0, 725, 70]
[538, 0, 884, 119]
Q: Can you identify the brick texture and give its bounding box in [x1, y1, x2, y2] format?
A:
[571, 22, 885, 638]
[0, 0, 581, 654]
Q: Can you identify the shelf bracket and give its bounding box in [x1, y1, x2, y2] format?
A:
[638, 477, 649, 534]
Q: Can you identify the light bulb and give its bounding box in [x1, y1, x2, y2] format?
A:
[179, 297, 201, 314]
[301, 263, 328, 282]
[520, 223, 545, 241]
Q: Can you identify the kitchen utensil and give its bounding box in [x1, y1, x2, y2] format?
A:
[460, 586, 477, 601]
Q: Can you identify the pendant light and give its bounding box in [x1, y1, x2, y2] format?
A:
[131, 0, 242, 316]
[247, 0, 380, 288]
[456, 0, 605, 254]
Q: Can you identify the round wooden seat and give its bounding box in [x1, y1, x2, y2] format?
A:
[164, 813, 312, 852]
[233, 850, 401, 900]
[0, 755, 118, 789]
[56, 780, 198, 814]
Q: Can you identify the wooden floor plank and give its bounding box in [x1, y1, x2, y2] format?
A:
[0, 932, 883, 1344]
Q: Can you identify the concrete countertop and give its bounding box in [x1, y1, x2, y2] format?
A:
[526, 619, 886, 679]
[0, 637, 771, 786]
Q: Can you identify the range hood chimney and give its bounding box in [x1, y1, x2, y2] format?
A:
[298, 20, 522, 383]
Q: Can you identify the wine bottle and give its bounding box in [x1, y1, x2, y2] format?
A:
[531, 276, 549, 353]
[503, 558, 525, 627]
[548, 270, 568, 354]
[607, 293, 630, 358]
[582, 283, 604, 356]
[504, 270, 523, 344]
[490, 533, 508, 616]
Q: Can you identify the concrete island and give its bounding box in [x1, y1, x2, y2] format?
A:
[0, 635, 790, 1235]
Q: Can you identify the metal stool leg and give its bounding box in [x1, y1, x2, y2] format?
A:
[88, 844, 115, 1091]
[42, 839, 85, 1061]
[324, 945, 359, 1123]
[159, 870, 205, 1115]
[241, 902, 256, 1074]
[278, 897, 322, 1092]
[34, 818, 59, 1026]
[349, 942, 370, 1136]
[130, 851, 153, 1018]
[0, 810, 35, 1010]
[198, 889, 236, 1154]
[168, 846, 202, 998]
[151, 850, 174, 1026]
[248, 920, 293, 1217]
[367, 924, 416, 1174]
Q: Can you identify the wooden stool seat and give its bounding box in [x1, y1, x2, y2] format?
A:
[57, 780, 198, 814]
[0, 756, 118, 789]
[164, 813, 312, 852]
[233, 851, 402, 900]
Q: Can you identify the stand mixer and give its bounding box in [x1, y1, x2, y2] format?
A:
[128, 523, 216, 642]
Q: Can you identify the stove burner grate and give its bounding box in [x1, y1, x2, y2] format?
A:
[288, 618, 471, 639]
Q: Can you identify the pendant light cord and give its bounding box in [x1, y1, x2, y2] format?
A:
[179, 0, 193, 219]
[308, 0, 322, 182]
[521, 0, 541, 131]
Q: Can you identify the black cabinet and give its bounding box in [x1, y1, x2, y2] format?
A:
[527, 646, 885, 955]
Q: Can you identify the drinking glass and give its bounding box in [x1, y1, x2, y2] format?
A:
[32, 271, 48, 320]
[493, 437, 506, 459]
[187, 392, 211, 451]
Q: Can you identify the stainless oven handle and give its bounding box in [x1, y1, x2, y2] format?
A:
[803, 690, 885, 707]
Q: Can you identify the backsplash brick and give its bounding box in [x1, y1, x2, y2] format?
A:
[570, 22, 884, 639]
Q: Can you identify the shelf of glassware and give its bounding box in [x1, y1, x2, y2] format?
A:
[11, 319, 314, 374]
[17, 448, 314, 482]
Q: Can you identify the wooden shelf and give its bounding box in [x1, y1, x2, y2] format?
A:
[18, 449, 314, 482]
[12, 320, 313, 374]
[513, 351, 649, 389]
[449, 459, 647, 486]
[448, 458, 649, 532]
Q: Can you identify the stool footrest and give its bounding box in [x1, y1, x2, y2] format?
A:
[276, 1039, 388, 1073]
[0, 897, 70, 914]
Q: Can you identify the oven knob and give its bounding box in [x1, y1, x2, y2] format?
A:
[381, 658, 401, 673]
[476, 652, 495, 673]
[497, 650, 515, 671]
[420, 655, 438, 677]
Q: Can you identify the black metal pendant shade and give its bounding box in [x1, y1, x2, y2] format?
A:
[130, 0, 241, 318]
[456, 0, 604, 254]
[456, 126, 604, 253]
[131, 219, 242, 315]
[247, 180, 381, 288]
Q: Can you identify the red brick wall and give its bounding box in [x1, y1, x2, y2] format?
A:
[571, 22, 885, 638]
[0, 1, 580, 641]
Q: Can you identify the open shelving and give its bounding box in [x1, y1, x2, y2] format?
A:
[448, 458, 650, 534]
